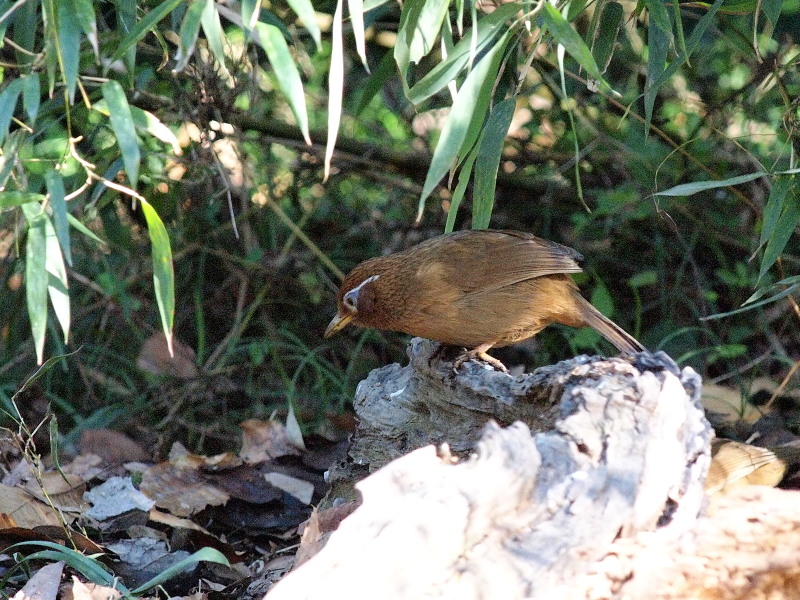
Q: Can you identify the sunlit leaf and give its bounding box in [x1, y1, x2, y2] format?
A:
[644, 17, 670, 131]
[44, 216, 70, 343]
[67, 213, 106, 245]
[44, 170, 72, 266]
[254, 22, 311, 145]
[140, 199, 175, 356]
[21, 203, 48, 364]
[102, 80, 140, 187]
[407, 2, 519, 105]
[348, 0, 369, 70]
[541, 4, 611, 91]
[652, 172, 766, 196]
[324, 0, 344, 181]
[416, 31, 513, 221]
[472, 97, 515, 229]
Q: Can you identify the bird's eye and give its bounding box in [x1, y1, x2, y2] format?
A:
[343, 295, 356, 310]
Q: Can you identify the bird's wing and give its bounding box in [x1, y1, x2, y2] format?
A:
[413, 229, 584, 296]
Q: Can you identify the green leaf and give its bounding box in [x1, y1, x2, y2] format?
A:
[92, 100, 181, 154]
[652, 172, 766, 196]
[416, 30, 513, 220]
[408, 0, 450, 64]
[703, 282, 800, 319]
[407, 2, 519, 105]
[541, 3, 610, 91]
[287, 0, 321, 49]
[254, 22, 311, 146]
[114, 0, 137, 84]
[69, 0, 99, 58]
[644, 18, 670, 131]
[445, 147, 478, 233]
[21, 73, 40, 122]
[67, 213, 107, 245]
[354, 49, 396, 115]
[643, 0, 671, 32]
[567, 0, 591, 21]
[44, 170, 72, 266]
[762, 0, 782, 24]
[759, 181, 799, 282]
[175, 0, 206, 72]
[102, 80, 140, 187]
[472, 97, 515, 229]
[44, 215, 70, 343]
[111, 0, 184, 63]
[131, 548, 229, 594]
[201, 0, 232, 79]
[759, 175, 792, 249]
[58, 1, 82, 103]
[0, 191, 46, 208]
[22, 203, 48, 365]
[671, 0, 688, 62]
[592, 2, 623, 74]
[140, 199, 175, 356]
[0, 79, 23, 144]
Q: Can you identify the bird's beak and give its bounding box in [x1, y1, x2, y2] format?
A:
[324, 312, 354, 338]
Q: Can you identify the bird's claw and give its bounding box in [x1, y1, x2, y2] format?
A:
[452, 349, 508, 373]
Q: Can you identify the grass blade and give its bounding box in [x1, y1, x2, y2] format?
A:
[652, 172, 766, 196]
[21, 203, 48, 364]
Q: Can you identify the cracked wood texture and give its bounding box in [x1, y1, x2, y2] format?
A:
[266, 340, 800, 599]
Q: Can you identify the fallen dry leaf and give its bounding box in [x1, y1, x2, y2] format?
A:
[136, 333, 198, 378]
[239, 420, 301, 464]
[80, 429, 151, 465]
[11, 560, 63, 600]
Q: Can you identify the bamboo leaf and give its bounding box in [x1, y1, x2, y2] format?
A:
[287, 0, 321, 49]
[644, 17, 670, 131]
[541, 4, 611, 91]
[348, 0, 369, 70]
[44, 215, 70, 343]
[416, 31, 513, 220]
[472, 97, 515, 229]
[69, 0, 99, 58]
[652, 172, 766, 196]
[111, 0, 184, 63]
[58, 1, 82, 103]
[254, 22, 311, 145]
[44, 170, 72, 266]
[759, 179, 799, 282]
[21, 73, 40, 122]
[201, 0, 232, 79]
[592, 2, 623, 74]
[0, 191, 45, 208]
[140, 199, 175, 357]
[67, 213, 106, 245]
[324, 0, 344, 181]
[174, 0, 206, 73]
[445, 147, 477, 233]
[102, 80, 140, 187]
[22, 203, 48, 364]
[0, 79, 23, 144]
[407, 2, 519, 105]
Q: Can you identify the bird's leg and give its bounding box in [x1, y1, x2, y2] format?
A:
[453, 342, 508, 373]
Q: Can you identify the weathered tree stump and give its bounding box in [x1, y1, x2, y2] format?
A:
[265, 339, 800, 599]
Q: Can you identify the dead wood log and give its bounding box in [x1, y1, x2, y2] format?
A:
[266, 339, 752, 599]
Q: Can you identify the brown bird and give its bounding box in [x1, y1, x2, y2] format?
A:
[325, 229, 645, 371]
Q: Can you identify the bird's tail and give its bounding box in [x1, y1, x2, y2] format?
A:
[576, 295, 645, 354]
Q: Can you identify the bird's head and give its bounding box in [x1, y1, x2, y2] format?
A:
[324, 274, 381, 338]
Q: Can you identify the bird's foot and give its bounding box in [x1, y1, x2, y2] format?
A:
[452, 346, 508, 373]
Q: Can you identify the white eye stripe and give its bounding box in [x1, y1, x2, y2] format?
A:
[343, 275, 380, 310]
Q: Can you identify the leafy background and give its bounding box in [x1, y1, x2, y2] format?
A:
[0, 0, 798, 454]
